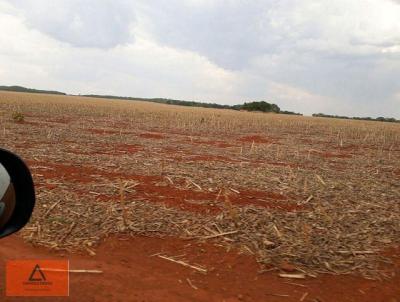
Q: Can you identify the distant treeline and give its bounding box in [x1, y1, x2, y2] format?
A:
[280, 110, 303, 116]
[83, 95, 303, 115]
[312, 113, 400, 123]
[0, 85, 66, 95]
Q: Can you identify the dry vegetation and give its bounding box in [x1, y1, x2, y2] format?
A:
[0, 91, 399, 279]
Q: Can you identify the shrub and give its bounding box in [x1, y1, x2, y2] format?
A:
[12, 112, 25, 123]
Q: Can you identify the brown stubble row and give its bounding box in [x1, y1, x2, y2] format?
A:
[0, 90, 400, 279]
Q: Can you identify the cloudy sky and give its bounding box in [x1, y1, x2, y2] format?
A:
[1, 0, 400, 117]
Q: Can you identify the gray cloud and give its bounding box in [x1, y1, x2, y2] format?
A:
[139, 1, 400, 69]
[137, 1, 278, 70]
[137, 0, 400, 116]
[10, 0, 135, 48]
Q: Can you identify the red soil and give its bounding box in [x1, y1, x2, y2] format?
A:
[27, 160, 299, 213]
[15, 121, 41, 126]
[158, 146, 235, 163]
[149, 128, 204, 137]
[14, 142, 41, 149]
[238, 135, 274, 144]
[266, 161, 302, 169]
[300, 138, 313, 144]
[227, 189, 300, 211]
[308, 150, 352, 159]
[328, 161, 348, 171]
[139, 133, 165, 139]
[1, 235, 398, 302]
[335, 144, 360, 151]
[27, 161, 154, 185]
[28, 161, 96, 184]
[190, 140, 237, 148]
[46, 118, 72, 124]
[113, 143, 141, 154]
[94, 178, 299, 213]
[187, 154, 235, 163]
[65, 143, 141, 156]
[85, 128, 122, 135]
[14, 113, 70, 124]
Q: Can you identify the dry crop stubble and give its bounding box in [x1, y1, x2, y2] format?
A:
[0, 91, 399, 279]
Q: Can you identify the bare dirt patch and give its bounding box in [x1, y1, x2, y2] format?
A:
[308, 149, 352, 159]
[139, 132, 166, 139]
[190, 139, 237, 148]
[186, 154, 235, 163]
[85, 128, 123, 135]
[238, 135, 275, 144]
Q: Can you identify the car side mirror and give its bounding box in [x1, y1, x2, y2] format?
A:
[0, 149, 35, 238]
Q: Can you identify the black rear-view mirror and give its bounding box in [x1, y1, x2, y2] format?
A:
[0, 149, 35, 238]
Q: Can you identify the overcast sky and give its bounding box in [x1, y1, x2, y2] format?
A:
[1, 0, 400, 117]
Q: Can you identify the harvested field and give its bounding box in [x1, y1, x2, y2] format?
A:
[0, 91, 399, 301]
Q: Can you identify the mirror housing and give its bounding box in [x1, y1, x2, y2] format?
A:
[0, 149, 35, 238]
